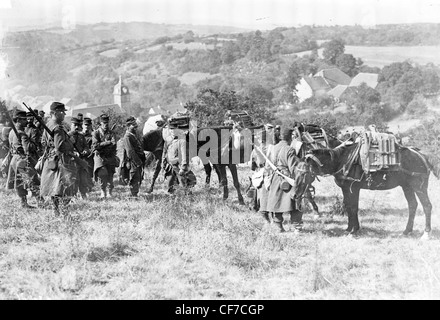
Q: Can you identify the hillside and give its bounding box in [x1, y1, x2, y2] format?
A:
[2, 22, 440, 138]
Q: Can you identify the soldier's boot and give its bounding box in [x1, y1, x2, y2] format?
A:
[108, 188, 113, 197]
[261, 211, 271, 223]
[21, 196, 35, 209]
[36, 196, 45, 208]
[100, 189, 107, 199]
[273, 221, 286, 233]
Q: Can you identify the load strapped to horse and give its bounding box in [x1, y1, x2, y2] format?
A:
[292, 122, 329, 151]
[337, 126, 402, 182]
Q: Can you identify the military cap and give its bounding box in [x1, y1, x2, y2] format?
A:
[71, 117, 82, 125]
[77, 113, 84, 121]
[26, 112, 34, 118]
[100, 114, 109, 123]
[39, 110, 45, 116]
[83, 117, 92, 125]
[126, 116, 137, 126]
[281, 128, 294, 141]
[13, 110, 27, 120]
[50, 102, 66, 112]
[265, 123, 274, 129]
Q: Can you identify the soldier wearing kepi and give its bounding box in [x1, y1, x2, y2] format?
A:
[119, 116, 146, 198]
[25, 111, 42, 158]
[266, 128, 303, 233]
[7, 110, 42, 208]
[82, 117, 94, 184]
[92, 114, 118, 198]
[162, 117, 195, 194]
[68, 117, 92, 199]
[40, 102, 78, 216]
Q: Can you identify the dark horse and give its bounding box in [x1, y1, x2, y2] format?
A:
[142, 126, 246, 204]
[297, 141, 440, 239]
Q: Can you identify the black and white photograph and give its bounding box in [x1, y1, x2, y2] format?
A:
[1, 0, 440, 302]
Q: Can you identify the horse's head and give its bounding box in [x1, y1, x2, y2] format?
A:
[292, 159, 316, 200]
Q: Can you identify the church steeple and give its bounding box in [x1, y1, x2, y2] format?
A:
[113, 75, 130, 111]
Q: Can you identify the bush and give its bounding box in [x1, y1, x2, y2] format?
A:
[406, 97, 428, 116]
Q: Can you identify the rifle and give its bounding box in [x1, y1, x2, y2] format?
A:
[22, 102, 89, 170]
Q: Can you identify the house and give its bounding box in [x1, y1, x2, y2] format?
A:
[315, 68, 352, 88]
[327, 85, 349, 100]
[296, 76, 331, 103]
[349, 72, 379, 89]
[296, 68, 351, 103]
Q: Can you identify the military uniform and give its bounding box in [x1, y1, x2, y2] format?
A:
[25, 114, 42, 161]
[6, 111, 41, 208]
[69, 117, 93, 198]
[162, 126, 195, 193]
[119, 116, 146, 197]
[40, 102, 78, 215]
[0, 121, 12, 178]
[82, 117, 94, 182]
[266, 129, 303, 233]
[92, 114, 118, 198]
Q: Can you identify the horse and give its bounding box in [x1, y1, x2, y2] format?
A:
[141, 125, 247, 204]
[296, 141, 440, 239]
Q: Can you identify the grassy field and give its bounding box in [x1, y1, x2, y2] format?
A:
[295, 45, 440, 68]
[0, 162, 440, 300]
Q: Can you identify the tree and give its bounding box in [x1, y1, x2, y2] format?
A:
[285, 61, 302, 103]
[183, 30, 195, 44]
[184, 88, 274, 127]
[336, 53, 359, 77]
[322, 38, 345, 65]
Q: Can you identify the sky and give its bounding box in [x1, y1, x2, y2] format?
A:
[1, 0, 440, 31]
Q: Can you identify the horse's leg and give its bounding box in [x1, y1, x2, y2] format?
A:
[146, 151, 162, 193]
[213, 163, 222, 186]
[306, 186, 320, 217]
[228, 164, 245, 205]
[401, 185, 418, 236]
[414, 189, 432, 240]
[203, 163, 212, 186]
[341, 186, 361, 234]
[214, 164, 228, 200]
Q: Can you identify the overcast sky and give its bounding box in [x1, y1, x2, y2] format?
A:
[1, 0, 440, 31]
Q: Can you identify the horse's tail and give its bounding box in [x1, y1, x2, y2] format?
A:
[424, 153, 440, 179]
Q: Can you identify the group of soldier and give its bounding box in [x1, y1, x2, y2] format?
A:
[1, 101, 305, 232]
[0, 101, 150, 216]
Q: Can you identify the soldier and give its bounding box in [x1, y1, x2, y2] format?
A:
[249, 124, 276, 222]
[25, 112, 42, 158]
[0, 117, 12, 178]
[82, 117, 94, 183]
[119, 116, 146, 198]
[68, 117, 92, 199]
[161, 120, 195, 194]
[92, 114, 118, 198]
[6, 110, 42, 208]
[266, 128, 303, 233]
[40, 102, 78, 216]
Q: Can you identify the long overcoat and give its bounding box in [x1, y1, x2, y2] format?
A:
[91, 127, 118, 179]
[40, 120, 78, 197]
[266, 140, 298, 213]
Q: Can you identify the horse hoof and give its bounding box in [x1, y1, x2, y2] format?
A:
[402, 230, 413, 237]
[420, 231, 431, 241]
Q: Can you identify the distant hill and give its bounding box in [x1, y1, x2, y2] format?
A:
[11, 21, 250, 44]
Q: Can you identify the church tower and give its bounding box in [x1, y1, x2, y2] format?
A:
[113, 75, 130, 112]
